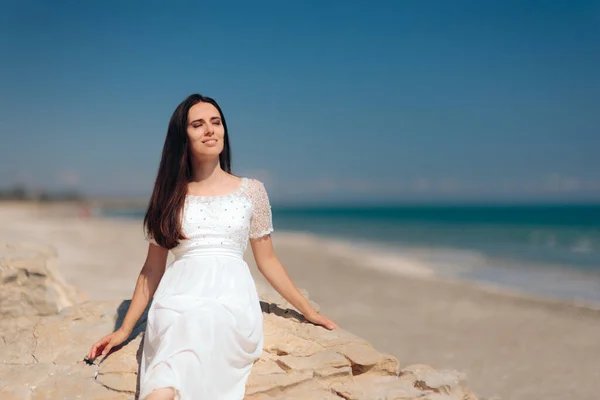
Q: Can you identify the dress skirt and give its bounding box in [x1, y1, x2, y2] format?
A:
[138, 249, 264, 400]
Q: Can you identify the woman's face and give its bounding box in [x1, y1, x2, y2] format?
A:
[187, 102, 225, 159]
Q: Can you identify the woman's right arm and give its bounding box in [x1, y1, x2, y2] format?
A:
[88, 243, 168, 359]
[120, 243, 168, 334]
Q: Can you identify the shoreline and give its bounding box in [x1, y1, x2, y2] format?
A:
[5, 198, 599, 313]
[4, 200, 600, 313]
[267, 231, 600, 316]
[259, 229, 600, 313]
[97, 202, 600, 309]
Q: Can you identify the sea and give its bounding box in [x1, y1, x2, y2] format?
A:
[104, 204, 600, 307]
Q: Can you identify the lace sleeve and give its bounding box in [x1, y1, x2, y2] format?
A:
[248, 179, 274, 239]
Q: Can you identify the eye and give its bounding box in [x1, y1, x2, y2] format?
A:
[214, 121, 221, 126]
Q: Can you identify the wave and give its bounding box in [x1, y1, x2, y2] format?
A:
[275, 230, 600, 307]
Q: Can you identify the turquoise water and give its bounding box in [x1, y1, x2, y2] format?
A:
[272, 205, 600, 270]
[105, 204, 600, 305]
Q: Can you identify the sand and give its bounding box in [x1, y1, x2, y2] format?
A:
[1, 202, 599, 400]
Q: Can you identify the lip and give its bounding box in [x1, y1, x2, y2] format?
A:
[202, 139, 218, 146]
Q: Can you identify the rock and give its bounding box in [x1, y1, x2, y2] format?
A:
[2, 298, 477, 399]
[0, 244, 478, 399]
[0, 242, 85, 330]
[0, 300, 135, 400]
[329, 372, 478, 400]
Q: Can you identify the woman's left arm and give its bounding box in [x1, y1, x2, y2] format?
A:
[251, 235, 339, 330]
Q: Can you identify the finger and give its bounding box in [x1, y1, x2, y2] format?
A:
[90, 343, 100, 359]
[89, 345, 99, 359]
[319, 317, 332, 328]
[316, 317, 332, 329]
[324, 318, 337, 330]
[93, 345, 104, 359]
[90, 334, 112, 359]
[102, 344, 113, 356]
[95, 337, 110, 353]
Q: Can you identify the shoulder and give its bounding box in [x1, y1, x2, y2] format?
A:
[243, 178, 271, 205]
[245, 177, 267, 191]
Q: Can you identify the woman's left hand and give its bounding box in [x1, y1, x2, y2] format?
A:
[303, 310, 339, 330]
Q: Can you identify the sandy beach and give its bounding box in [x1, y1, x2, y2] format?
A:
[1, 202, 599, 400]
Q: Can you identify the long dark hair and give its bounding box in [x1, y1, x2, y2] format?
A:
[144, 94, 232, 249]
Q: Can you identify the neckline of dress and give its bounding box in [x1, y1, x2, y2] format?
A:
[185, 177, 248, 201]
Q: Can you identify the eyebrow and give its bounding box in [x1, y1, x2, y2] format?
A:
[189, 116, 221, 124]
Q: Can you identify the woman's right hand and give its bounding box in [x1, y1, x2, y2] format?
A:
[87, 328, 130, 360]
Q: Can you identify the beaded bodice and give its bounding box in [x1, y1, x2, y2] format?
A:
[146, 177, 273, 259]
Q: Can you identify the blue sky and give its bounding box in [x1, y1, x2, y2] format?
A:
[1, 1, 599, 204]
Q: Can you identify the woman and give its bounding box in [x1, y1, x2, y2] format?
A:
[87, 94, 338, 400]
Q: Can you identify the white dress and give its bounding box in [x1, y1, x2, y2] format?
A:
[139, 177, 272, 400]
